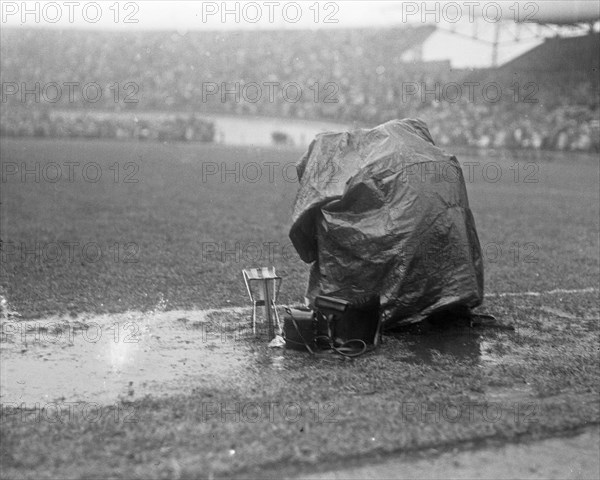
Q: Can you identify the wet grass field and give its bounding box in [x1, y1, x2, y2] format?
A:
[1, 138, 597, 318]
[0, 138, 598, 479]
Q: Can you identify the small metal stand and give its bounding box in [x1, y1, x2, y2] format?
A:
[242, 267, 282, 339]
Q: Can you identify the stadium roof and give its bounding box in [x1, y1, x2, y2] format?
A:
[523, 2, 599, 25]
[497, 32, 600, 72]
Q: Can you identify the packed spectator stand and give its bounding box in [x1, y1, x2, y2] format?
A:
[1, 27, 598, 152]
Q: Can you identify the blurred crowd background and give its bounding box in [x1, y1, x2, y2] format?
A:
[1, 27, 598, 151]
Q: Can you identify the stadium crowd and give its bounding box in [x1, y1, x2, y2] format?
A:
[0, 108, 215, 142]
[1, 28, 598, 152]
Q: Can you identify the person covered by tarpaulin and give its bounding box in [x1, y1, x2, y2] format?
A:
[289, 118, 484, 327]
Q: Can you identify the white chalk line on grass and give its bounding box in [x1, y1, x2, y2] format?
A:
[161, 287, 599, 314]
[484, 287, 599, 298]
[209, 287, 599, 317]
[1, 287, 597, 326]
[163, 287, 599, 315]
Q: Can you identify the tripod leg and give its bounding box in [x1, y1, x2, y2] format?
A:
[273, 302, 281, 333]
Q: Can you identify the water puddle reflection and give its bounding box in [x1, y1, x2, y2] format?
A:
[395, 327, 483, 364]
[0, 311, 257, 405]
[386, 317, 509, 366]
[1, 308, 513, 406]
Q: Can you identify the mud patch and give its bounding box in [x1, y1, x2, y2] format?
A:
[296, 425, 600, 480]
[0, 308, 260, 405]
[2, 294, 598, 409]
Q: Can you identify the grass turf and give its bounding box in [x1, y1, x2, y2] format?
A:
[0, 138, 598, 479]
[1, 293, 598, 479]
[1, 138, 598, 318]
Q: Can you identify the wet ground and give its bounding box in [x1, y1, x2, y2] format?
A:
[2, 299, 598, 479]
[1, 308, 261, 405]
[295, 425, 600, 480]
[1, 306, 511, 406]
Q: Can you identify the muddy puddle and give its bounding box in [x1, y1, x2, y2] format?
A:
[392, 327, 485, 364]
[385, 313, 515, 366]
[1, 307, 517, 406]
[0, 308, 258, 405]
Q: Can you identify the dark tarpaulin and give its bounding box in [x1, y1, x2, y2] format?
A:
[289, 119, 484, 327]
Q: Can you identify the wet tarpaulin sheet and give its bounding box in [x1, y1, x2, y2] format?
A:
[289, 119, 484, 327]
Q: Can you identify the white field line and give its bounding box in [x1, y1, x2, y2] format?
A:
[484, 287, 599, 298]
[1, 287, 598, 326]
